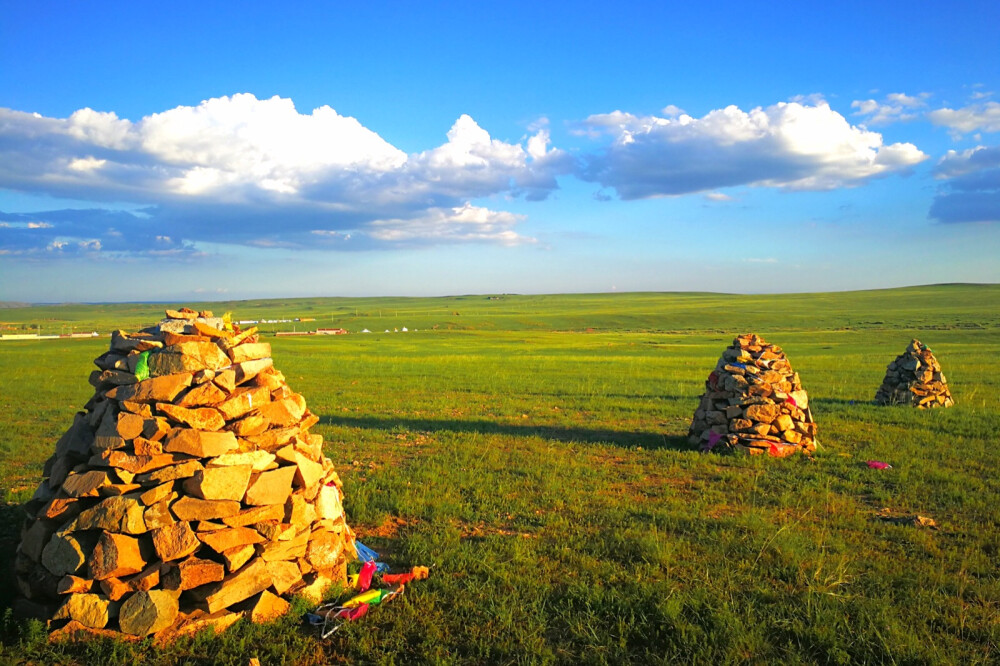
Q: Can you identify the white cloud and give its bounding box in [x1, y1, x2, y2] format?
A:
[928, 101, 1000, 135]
[0, 94, 568, 255]
[850, 92, 928, 125]
[367, 204, 533, 245]
[579, 101, 927, 199]
[704, 192, 733, 202]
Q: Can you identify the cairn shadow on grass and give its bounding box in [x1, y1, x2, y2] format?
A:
[319, 414, 691, 451]
[0, 502, 25, 615]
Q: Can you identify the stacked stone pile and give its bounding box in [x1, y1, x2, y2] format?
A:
[15, 308, 354, 638]
[874, 339, 954, 408]
[689, 333, 818, 457]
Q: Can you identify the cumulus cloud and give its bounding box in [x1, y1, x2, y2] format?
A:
[367, 204, 533, 245]
[930, 145, 1000, 223]
[0, 94, 568, 256]
[578, 101, 927, 199]
[928, 101, 1000, 135]
[851, 92, 929, 125]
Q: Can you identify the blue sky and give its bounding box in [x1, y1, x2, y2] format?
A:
[1, 1, 998, 302]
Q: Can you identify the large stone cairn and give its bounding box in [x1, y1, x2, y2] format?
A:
[874, 339, 954, 408]
[15, 308, 354, 638]
[689, 334, 818, 457]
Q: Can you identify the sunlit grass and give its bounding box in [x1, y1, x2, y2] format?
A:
[0, 285, 998, 664]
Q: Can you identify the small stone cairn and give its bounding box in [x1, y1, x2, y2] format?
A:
[15, 308, 354, 639]
[874, 339, 954, 408]
[689, 334, 818, 457]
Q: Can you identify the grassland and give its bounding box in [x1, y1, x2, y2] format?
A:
[1, 285, 998, 664]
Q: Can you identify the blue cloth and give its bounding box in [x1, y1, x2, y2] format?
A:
[355, 541, 380, 562]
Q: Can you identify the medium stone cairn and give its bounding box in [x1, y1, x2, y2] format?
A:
[15, 308, 354, 638]
[689, 333, 818, 457]
[874, 339, 954, 408]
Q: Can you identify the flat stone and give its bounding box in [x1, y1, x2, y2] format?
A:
[101, 563, 161, 600]
[41, 533, 89, 576]
[98, 483, 140, 498]
[293, 452, 325, 490]
[163, 428, 238, 457]
[162, 557, 225, 591]
[93, 411, 126, 450]
[69, 495, 146, 534]
[230, 414, 269, 436]
[54, 593, 111, 629]
[99, 577, 131, 601]
[120, 401, 153, 418]
[178, 381, 227, 407]
[246, 590, 290, 623]
[193, 320, 227, 338]
[89, 532, 145, 580]
[217, 386, 271, 421]
[266, 560, 303, 595]
[221, 503, 285, 528]
[298, 574, 333, 604]
[135, 459, 204, 484]
[62, 470, 112, 497]
[92, 450, 180, 475]
[171, 497, 242, 521]
[774, 414, 794, 431]
[228, 342, 271, 364]
[202, 557, 271, 613]
[109, 373, 192, 404]
[19, 520, 55, 562]
[210, 450, 276, 472]
[46, 454, 75, 489]
[274, 445, 297, 464]
[182, 465, 252, 501]
[213, 369, 237, 393]
[306, 529, 344, 572]
[165, 308, 199, 320]
[152, 522, 202, 562]
[156, 403, 226, 431]
[234, 358, 274, 385]
[256, 399, 300, 428]
[745, 402, 781, 423]
[254, 520, 294, 541]
[244, 466, 296, 506]
[197, 527, 265, 553]
[782, 429, 803, 444]
[143, 499, 176, 529]
[142, 417, 172, 441]
[172, 609, 242, 638]
[54, 413, 96, 459]
[258, 528, 309, 562]
[242, 425, 300, 452]
[133, 437, 163, 456]
[57, 575, 93, 594]
[220, 544, 256, 572]
[130, 563, 162, 591]
[148, 342, 230, 376]
[118, 590, 179, 636]
[286, 493, 316, 526]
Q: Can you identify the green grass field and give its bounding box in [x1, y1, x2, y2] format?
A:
[1, 285, 998, 664]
